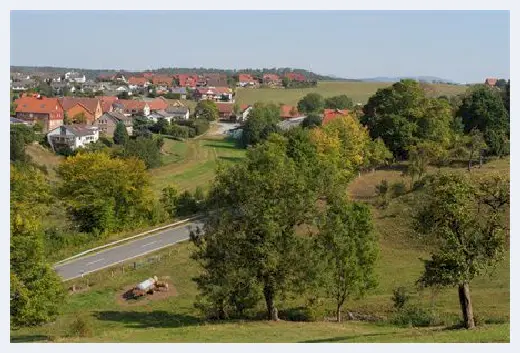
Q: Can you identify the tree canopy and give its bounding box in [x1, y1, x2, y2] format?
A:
[195, 100, 219, 121]
[240, 102, 280, 147]
[113, 121, 129, 145]
[297, 93, 325, 114]
[324, 95, 354, 110]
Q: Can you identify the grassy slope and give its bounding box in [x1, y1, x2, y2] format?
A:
[25, 143, 63, 180]
[150, 136, 246, 194]
[11, 158, 509, 343]
[235, 81, 468, 107]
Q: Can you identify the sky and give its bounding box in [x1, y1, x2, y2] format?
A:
[10, 10, 509, 83]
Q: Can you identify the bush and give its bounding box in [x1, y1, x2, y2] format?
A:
[67, 315, 93, 338]
[279, 307, 317, 322]
[390, 306, 439, 327]
[392, 286, 410, 310]
[99, 136, 114, 147]
[390, 181, 407, 198]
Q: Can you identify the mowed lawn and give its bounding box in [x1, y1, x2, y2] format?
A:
[235, 81, 468, 107]
[151, 136, 246, 194]
[11, 158, 509, 343]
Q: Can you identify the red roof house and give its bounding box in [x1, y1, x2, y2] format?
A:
[322, 109, 350, 125]
[284, 72, 306, 82]
[280, 105, 301, 119]
[176, 74, 199, 87]
[14, 96, 64, 131]
[152, 76, 174, 86]
[147, 97, 169, 111]
[128, 76, 149, 86]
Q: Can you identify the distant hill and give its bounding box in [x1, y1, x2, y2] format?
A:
[10, 66, 343, 81]
[359, 76, 458, 84]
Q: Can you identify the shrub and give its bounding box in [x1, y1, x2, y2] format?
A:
[392, 286, 410, 310]
[390, 181, 407, 198]
[67, 315, 93, 338]
[279, 307, 317, 322]
[389, 306, 439, 327]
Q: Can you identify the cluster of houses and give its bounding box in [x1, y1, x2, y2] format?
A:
[11, 94, 192, 151]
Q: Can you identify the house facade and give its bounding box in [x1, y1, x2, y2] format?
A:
[165, 105, 190, 120]
[47, 125, 99, 151]
[14, 96, 64, 132]
[237, 74, 258, 87]
[262, 74, 282, 86]
[95, 112, 134, 137]
[113, 99, 150, 116]
[59, 97, 103, 124]
[193, 87, 233, 102]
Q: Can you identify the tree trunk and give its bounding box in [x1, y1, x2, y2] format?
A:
[479, 153, 483, 168]
[336, 305, 342, 322]
[263, 284, 279, 321]
[458, 282, 475, 329]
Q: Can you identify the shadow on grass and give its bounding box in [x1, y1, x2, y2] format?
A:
[95, 310, 202, 329]
[218, 156, 244, 163]
[11, 335, 51, 343]
[300, 332, 394, 343]
[204, 143, 239, 150]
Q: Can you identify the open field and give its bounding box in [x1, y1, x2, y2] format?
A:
[11, 157, 509, 343]
[150, 136, 246, 194]
[235, 81, 468, 107]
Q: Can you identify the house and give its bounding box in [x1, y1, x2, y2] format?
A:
[65, 72, 86, 84]
[284, 72, 306, 82]
[485, 78, 498, 87]
[50, 82, 69, 95]
[14, 96, 64, 132]
[47, 125, 99, 151]
[113, 99, 150, 116]
[322, 109, 350, 125]
[95, 111, 134, 137]
[146, 97, 169, 112]
[176, 74, 199, 88]
[193, 87, 233, 102]
[128, 76, 150, 88]
[205, 73, 228, 87]
[215, 103, 235, 120]
[280, 105, 302, 119]
[237, 74, 258, 87]
[262, 74, 282, 86]
[170, 87, 188, 99]
[238, 105, 253, 121]
[96, 96, 118, 113]
[165, 105, 190, 120]
[113, 73, 128, 83]
[59, 97, 103, 124]
[278, 116, 306, 131]
[152, 76, 174, 87]
[11, 78, 36, 91]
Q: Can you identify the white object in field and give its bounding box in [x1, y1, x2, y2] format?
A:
[136, 278, 156, 291]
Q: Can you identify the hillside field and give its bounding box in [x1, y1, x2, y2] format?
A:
[11, 157, 509, 343]
[235, 81, 468, 107]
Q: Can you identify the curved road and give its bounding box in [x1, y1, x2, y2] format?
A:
[54, 221, 204, 281]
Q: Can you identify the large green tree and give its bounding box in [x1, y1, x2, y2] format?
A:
[121, 136, 162, 169]
[297, 93, 325, 114]
[56, 152, 154, 235]
[457, 85, 509, 156]
[324, 95, 354, 110]
[195, 100, 219, 121]
[191, 135, 319, 320]
[113, 121, 129, 145]
[414, 172, 509, 329]
[362, 79, 455, 159]
[10, 125, 35, 163]
[240, 102, 280, 147]
[317, 197, 378, 322]
[10, 164, 65, 327]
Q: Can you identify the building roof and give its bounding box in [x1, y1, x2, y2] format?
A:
[322, 109, 350, 125]
[10, 117, 30, 125]
[96, 96, 119, 113]
[284, 72, 306, 82]
[171, 87, 188, 94]
[280, 105, 301, 119]
[165, 105, 189, 114]
[238, 74, 256, 83]
[263, 73, 280, 81]
[196, 86, 232, 95]
[58, 124, 99, 137]
[59, 97, 100, 114]
[215, 103, 234, 115]
[146, 97, 169, 111]
[14, 96, 63, 118]
[278, 117, 306, 131]
[128, 76, 149, 86]
[152, 76, 174, 86]
[101, 111, 132, 122]
[115, 99, 149, 111]
[176, 74, 198, 87]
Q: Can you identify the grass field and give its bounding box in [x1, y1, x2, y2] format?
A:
[11, 157, 509, 343]
[150, 136, 246, 194]
[235, 81, 468, 107]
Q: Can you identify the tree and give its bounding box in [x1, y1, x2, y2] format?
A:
[56, 152, 154, 235]
[63, 112, 71, 125]
[151, 118, 169, 134]
[72, 112, 87, 124]
[176, 190, 198, 217]
[465, 129, 487, 171]
[117, 91, 130, 99]
[317, 198, 378, 322]
[192, 136, 319, 321]
[121, 136, 162, 169]
[160, 185, 179, 218]
[301, 114, 322, 129]
[240, 102, 281, 147]
[10, 125, 35, 163]
[502, 80, 510, 114]
[457, 85, 509, 156]
[113, 121, 129, 145]
[297, 93, 325, 114]
[10, 164, 65, 327]
[195, 100, 219, 121]
[324, 95, 354, 110]
[363, 137, 393, 172]
[414, 173, 509, 329]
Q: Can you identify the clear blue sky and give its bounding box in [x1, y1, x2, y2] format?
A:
[10, 10, 509, 83]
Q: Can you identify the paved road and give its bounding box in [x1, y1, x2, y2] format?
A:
[54, 221, 205, 281]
